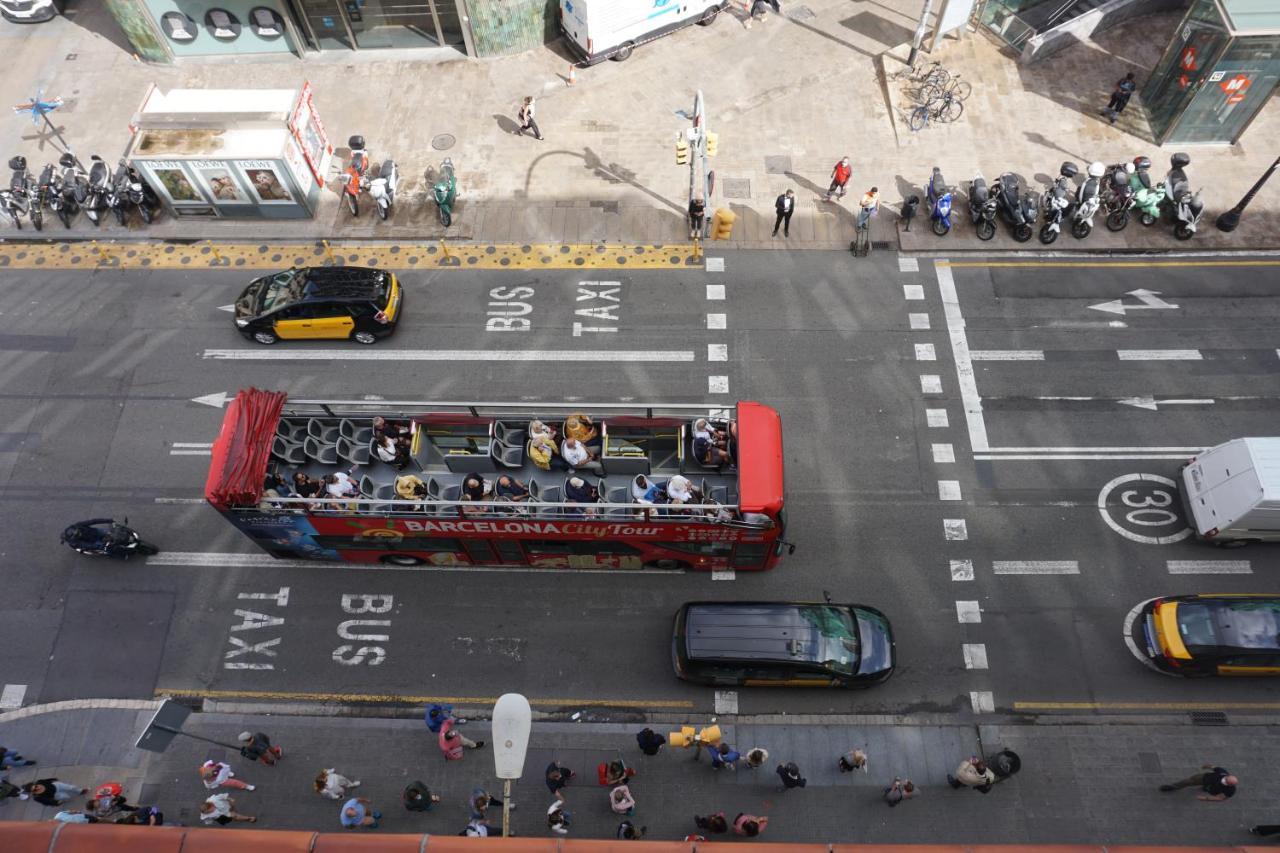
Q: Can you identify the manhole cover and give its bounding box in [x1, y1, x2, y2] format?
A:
[764, 155, 792, 175]
[431, 134, 456, 151]
[788, 5, 815, 20]
[722, 178, 751, 199]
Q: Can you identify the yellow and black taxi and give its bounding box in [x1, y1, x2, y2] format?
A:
[672, 600, 895, 688]
[234, 266, 402, 345]
[1129, 594, 1280, 676]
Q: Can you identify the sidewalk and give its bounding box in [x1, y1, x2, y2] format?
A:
[1, 701, 1274, 844]
[0, 2, 1275, 253]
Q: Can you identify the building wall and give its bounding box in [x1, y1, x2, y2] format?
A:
[467, 0, 558, 57]
[103, 0, 170, 63]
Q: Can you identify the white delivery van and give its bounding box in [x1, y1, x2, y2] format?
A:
[1180, 437, 1280, 546]
[560, 0, 729, 65]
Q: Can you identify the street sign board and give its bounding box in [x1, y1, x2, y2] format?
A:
[134, 698, 192, 753]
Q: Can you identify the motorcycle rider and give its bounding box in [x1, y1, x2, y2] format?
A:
[62, 518, 129, 554]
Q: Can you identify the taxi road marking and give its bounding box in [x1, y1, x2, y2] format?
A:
[155, 687, 695, 709]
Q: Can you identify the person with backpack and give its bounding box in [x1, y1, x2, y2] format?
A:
[776, 761, 807, 790]
[402, 780, 440, 811]
[635, 728, 665, 756]
[425, 703, 465, 733]
[438, 718, 484, 761]
[1102, 72, 1138, 124]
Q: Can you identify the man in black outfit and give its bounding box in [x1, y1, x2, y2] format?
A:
[1159, 764, 1237, 801]
[772, 189, 795, 237]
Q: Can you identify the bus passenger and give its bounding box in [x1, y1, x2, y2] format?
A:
[395, 474, 428, 500]
[325, 471, 360, 499]
[459, 494, 485, 517]
[529, 420, 556, 441]
[562, 437, 603, 474]
[462, 474, 486, 501]
[374, 434, 410, 469]
[632, 475, 666, 505]
[666, 474, 694, 505]
[529, 434, 558, 471]
[495, 475, 529, 501]
[563, 413, 598, 445]
[372, 416, 411, 443]
[693, 418, 732, 467]
[565, 477, 598, 518]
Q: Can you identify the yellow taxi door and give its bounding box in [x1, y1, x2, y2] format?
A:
[273, 305, 316, 340]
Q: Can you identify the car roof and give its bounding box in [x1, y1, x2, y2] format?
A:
[294, 266, 388, 303]
[683, 602, 860, 664]
[1204, 597, 1280, 651]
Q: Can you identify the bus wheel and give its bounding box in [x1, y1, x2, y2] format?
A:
[645, 558, 689, 570]
[382, 554, 424, 566]
[611, 42, 634, 61]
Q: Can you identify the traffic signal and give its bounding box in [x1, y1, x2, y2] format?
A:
[675, 133, 689, 165]
[705, 132, 719, 157]
[711, 207, 736, 240]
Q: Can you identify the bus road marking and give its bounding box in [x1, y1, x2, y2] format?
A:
[993, 560, 1080, 575]
[950, 559, 974, 581]
[944, 519, 967, 540]
[1117, 349, 1203, 361]
[201, 349, 696, 362]
[707, 344, 727, 361]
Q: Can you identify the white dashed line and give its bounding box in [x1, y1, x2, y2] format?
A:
[898, 257, 920, 272]
[915, 343, 937, 361]
[170, 442, 213, 456]
[1117, 349, 1202, 361]
[711, 570, 737, 581]
[936, 263, 988, 453]
[969, 350, 1045, 361]
[904, 284, 925, 300]
[921, 375, 942, 394]
[1166, 560, 1252, 574]
[707, 344, 728, 362]
[962, 644, 988, 670]
[993, 560, 1080, 575]
[706, 284, 725, 300]
[926, 408, 949, 428]
[706, 313, 727, 330]
[969, 691, 995, 713]
[938, 480, 962, 500]
[705, 257, 725, 272]
[944, 519, 968, 540]
[0, 684, 27, 710]
[714, 690, 739, 714]
[956, 601, 981, 623]
[708, 376, 729, 394]
[932, 443, 955, 463]
[909, 313, 931, 330]
[950, 559, 974, 581]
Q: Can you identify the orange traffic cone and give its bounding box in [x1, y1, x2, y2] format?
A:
[567, 64, 577, 86]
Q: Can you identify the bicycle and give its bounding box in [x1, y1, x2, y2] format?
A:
[908, 90, 964, 132]
[921, 74, 972, 105]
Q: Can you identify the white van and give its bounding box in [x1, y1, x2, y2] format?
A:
[560, 0, 729, 65]
[1180, 437, 1280, 546]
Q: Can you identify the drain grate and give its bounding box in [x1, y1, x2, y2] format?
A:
[872, 241, 892, 250]
[1190, 710, 1228, 726]
[431, 134, 455, 151]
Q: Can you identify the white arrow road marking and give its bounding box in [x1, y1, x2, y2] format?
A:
[217, 304, 235, 313]
[1089, 288, 1179, 315]
[192, 391, 231, 408]
[202, 349, 696, 362]
[1118, 397, 1215, 411]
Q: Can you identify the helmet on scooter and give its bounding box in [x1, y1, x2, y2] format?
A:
[1132, 155, 1151, 172]
[1087, 161, 1105, 178]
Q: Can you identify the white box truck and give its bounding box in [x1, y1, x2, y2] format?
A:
[559, 0, 729, 65]
[1181, 437, 1280, 546]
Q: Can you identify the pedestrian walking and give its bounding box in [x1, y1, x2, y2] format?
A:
[115, 804, 163, 825]
[733, 812, 769, 836]
[883, 777, 916, 807]
[200, 793, 256, 825]
[772, 189, 795, 238]
[86, 788, 137, 820]
[776, 761, 807, 790]
[825, 157, 852, 201]
[617, 819, 647, 839]
[746, 0, 780, 26]
[545, 761, 575, 801]
[0, 746, 36, 770]
[636, 728, 666, 756]
[238, 731, 283, 766]
[838, 748, 869, 773]
[199, 760, 255, 791]
[1101, 72, 1137, 123]
[711, 742, 741, 770]
[602, 758, 635, 786]
[315, 768, 361, 800]
[609, 783, 636, 815]
[425, 702, 465, 733]
[463, 818, 492, 836]
[438, 717, 484, 761]
[856, 186, 880, 230]
[547, 799, 572, 834]
[947, 756, 995, 793]
[21, 779, 87, 807]
[518, 96, 543, 141]
[402, 780, 440, 811]
[744, 747, 769, 769]
[340, 796, 382, 829]
[695, 811, 729, 833]
[1160, 764, 1237, 801]
[469, 786, 504, 821]
[1, 778, 24, 802]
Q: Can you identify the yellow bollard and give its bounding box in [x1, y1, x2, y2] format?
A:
[207, 241, 224, 265]
[692, 233, 703, 262]
[668, 726, 696, 748]
[91, 240, 111, 263]
[439, 238, 451, 260]
[711, 208, 736, 240]
[321, 239, 336, 264]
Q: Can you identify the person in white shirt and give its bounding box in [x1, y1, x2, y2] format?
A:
[666, 474, 694, 504]
[315, 768, 362, 800]
[326, 470, 360, 499]
[561, 437, 602, 474]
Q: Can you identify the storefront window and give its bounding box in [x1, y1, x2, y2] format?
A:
[1142, 0, 1231, 141]
[1166, 34, 1280, 144]
[288, 0, 465, 50]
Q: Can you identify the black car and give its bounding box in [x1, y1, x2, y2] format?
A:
[234, 266, 402, 345]
[672, 601, 896, 688]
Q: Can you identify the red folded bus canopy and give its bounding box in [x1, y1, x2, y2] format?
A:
[204, 388, 286, 509]
[737, 400, 784, 516]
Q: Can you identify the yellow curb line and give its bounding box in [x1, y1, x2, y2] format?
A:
[939, 260, 1280, 268]
[156, 687, 695, 709]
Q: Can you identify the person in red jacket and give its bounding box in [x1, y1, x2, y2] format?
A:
[825, 157, 852, 201]
[438, 718, 485, 761]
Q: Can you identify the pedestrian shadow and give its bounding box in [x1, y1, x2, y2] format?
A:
[492, 114, 523, 136]
[786, 170, 858, 231]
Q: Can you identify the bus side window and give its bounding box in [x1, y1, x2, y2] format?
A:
[731, 543, 767, 569]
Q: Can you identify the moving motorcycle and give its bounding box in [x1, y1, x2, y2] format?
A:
[368, 158, 399, 221]
[1038, 161, 1076, 245]
[926, 167, 953, 236]
[968, 172, 997, 241]
[60, 517, 160, 560]
[1069, 161, 1105, 239]
[993, 172, 1036, 242]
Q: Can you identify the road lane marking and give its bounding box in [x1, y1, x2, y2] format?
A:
[932, 443, 955, 463]
[714, 691, 739, 715]
[705, 284, 725, 300]
[708, 376, 729, 394]
[985, 445, 1204, 453]
[909, 313, 930, 330]
[962, 644, 988, 669]
[938, 480, 961, 500]
[944, 519, 968, 540]
[904, 285, 924, 300]
[155, 687, 695, 709]
[970, 691, 994, 713]
[993, 560, 1080, 575]
[1166, 560, 1252, 574]
[147, 551, 685, 574]
[202, 349, 696, 362]
[706, 313, 726, 330]
[926, 408, 949, 428]
[1015, 701, 1280, 711]
[936, 263, 988, 452]
[711, 570, 736, 581]
[915, 343, 936, 361]
[705, 258, 725, 272]
[970, 350, 1045, 361]
[950, 559, 974, 581]
[0, 684, 27, 710]
[898, 257, 920, 272]
[1116, 349, 1202, 360]
[956, 601, 981, 622]
[976, 453, 1194, 460]
[707, 344, 727, 361]
[940, 260, 1280, 268]
[170, 442, 213, 456]
[920, 375, 942, 394]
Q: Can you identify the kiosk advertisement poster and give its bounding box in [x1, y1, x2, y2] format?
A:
[283, 136, 312, 195]
[238, 161, 295, 204]
[289, 81, 331, 187]
[191, 159, 247, 203]
[147, 160, 204, 204]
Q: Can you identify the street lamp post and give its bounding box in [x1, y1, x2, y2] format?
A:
[492, 693, 532, 838]
[1215, 154, 1280, 233]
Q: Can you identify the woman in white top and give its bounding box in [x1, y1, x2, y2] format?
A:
[314, 768, 362, 800]
[199, 760, 254, 791]
[666, 474, 694, 504]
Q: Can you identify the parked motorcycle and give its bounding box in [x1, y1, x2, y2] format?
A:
[1101, 162, 1135, 232]
[1069, 161, 1105, 239]
[926, 167, 953, 236]
[342, 135, 369, 217]
[368, 158, 399, 221]
[993, 172, 1036, 242]
[1164, 152, 1203, 241]
[1038, 161, 1076, 245]
[77, 154, 112, 227]
[34, 163, 58, 230]
[106, 161, 129, 226]
[60, 517, 159, 560]
[432, 157, 457, 227]
[116, 160, 157, 224]
[2, 155, 37, 230]
[968, 172, 998, 241]
[56, 153, 87, 228]
[1129, 155, 1162, 226]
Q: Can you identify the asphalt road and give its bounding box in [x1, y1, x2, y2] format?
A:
[1, 251, 1278, 718]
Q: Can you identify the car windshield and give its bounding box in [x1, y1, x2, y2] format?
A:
[1216, 600, 1280, 651]
[1175, 603, 1219, 651]
[800, 606, 858, 674]
[259, 270, 303, 313]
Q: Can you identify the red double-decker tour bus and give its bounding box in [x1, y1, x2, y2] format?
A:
[205, 390, 791, 571]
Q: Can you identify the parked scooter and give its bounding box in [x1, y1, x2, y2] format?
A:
[60, 517, 160, 560]
[116, 160, 157, 225]
[106, 161, 129, 226]
[1069, 161, 1105, 239]
[34, 163, 58, 230]
[968, 172, 998, 241]
[368, 158, 399, 221]
[342, 135, 369, 217]
[1038, 161, 1076, 245]
[1129, 155, 1162, 226]
[926, 167, 953, 236]
[1101, 162, 1135, 232]
[1, 155, 33, 229]
[1164, 152, 1203, 241]
[56, 152, 86, 228]
[432, 157, 457, 227]
[81, 155, 112, 227]
[993, 172, 1036, 242]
